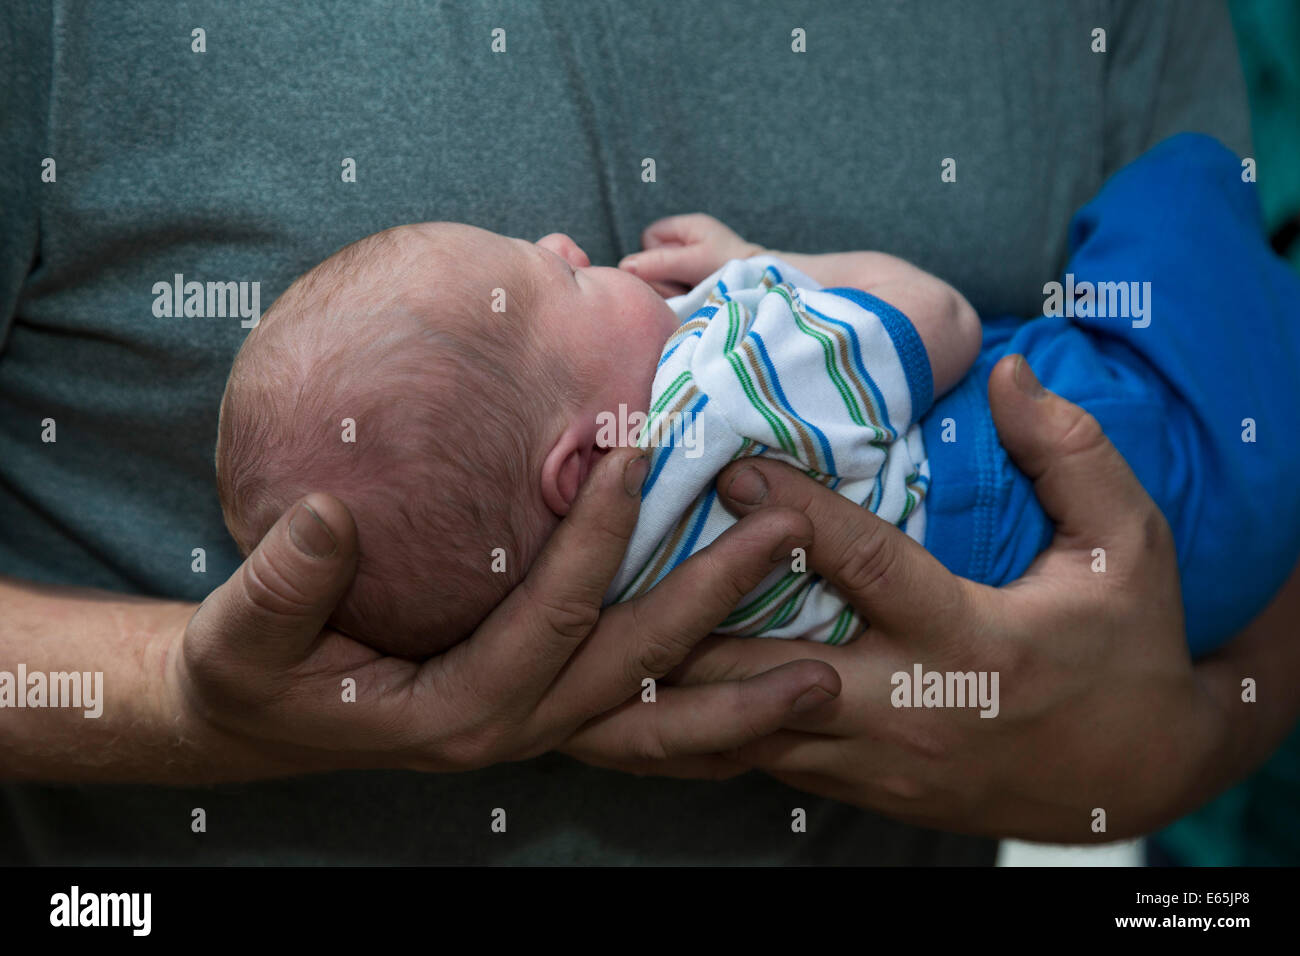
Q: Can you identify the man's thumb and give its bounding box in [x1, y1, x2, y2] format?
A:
[987, 354, 1157, 542]
[192, 493, 358, 665]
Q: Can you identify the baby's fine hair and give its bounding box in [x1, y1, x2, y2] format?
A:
[216, 224, 561, 657]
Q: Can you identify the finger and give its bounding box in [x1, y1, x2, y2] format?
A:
[563, 659, 840, 767]
[668, 634, 848, 684]
[190, 493, 358, 668]
[619, 244, 716, 285]
[715, 459, 968, 639]
[540, 505, 814, 723]
[641, 213, 711, 249]
[564, 748, 751, 781]
[666, 635, 853, 728]
[740, 734, 932, 822]
[670, 639, 863, 738]
[645, 278, 691, 299]
[461, 446, 648, 702]
[987, 355, 1165, 546]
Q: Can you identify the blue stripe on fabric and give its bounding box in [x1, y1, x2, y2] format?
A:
[657, 332, 698, 369]
[657, 306, 717, 368]
[748, 329, 837, 473]
[802, 299, 896, 439]
[641, 393, 709, 498]
[654, 488, 719, 585]
[822, 287, 934, 418]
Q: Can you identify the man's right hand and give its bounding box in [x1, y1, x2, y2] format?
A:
[172, 446, 841, 777]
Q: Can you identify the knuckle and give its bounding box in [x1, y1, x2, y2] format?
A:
[240, 549, 315, 620]
[424, 665, 518, 767]
[634, 634, 687, 682]
[836, 523, 898, 597]
[522, 578, 600, 642]
[1055, 407, 1107, 461]
[897, 724, 953, 763]
[877, 772, 929, 803]
[624, 594, 696, 680]
[1139, 505, 1174, 557]
[436, 729, 497, 771]
[693, 547, 754, 611]
[629, 725, 671, 764]
[982, 632, 1031, 689]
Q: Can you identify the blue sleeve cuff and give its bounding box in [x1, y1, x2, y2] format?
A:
[823, 287, 934, 419]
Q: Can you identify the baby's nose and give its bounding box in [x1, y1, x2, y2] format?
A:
[537, 232, 591, 268]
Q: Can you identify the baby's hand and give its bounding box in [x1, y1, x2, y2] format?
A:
[620, 214, 762, 297]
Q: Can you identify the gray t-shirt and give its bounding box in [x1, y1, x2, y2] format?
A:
[0, 0, 1249, 863]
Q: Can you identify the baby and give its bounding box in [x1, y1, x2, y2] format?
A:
[216, 221, 979, 657]
[217, 135, 1300, 660]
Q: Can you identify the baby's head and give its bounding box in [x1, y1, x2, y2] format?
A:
[216, 222, 679, 657]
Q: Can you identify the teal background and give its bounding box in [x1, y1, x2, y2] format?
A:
[1154, 0, 1300, 866]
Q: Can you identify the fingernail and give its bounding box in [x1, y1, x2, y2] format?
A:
[620, 257, 638, 273]
[724, 465, 768, 505]
[1014, 355, 1046, 399]
[769, 535, 807, 564]
[289, 502, 336, 558]
[792, 686, 836, 714]
[623, 454, 650, 496]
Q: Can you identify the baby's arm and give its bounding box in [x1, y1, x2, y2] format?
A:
[766, 249, 981, 396]
[620, 214, 981, 396]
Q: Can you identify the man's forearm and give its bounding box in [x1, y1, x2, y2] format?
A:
[1191, 555, 1300, 805]
[0, 577, 289, 783]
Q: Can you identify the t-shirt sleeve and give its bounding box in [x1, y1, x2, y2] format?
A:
[923, 134, 1300, 656]
[1102, 0, 1252, 174]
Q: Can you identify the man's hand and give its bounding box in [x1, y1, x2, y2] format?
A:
[565, 356, 1253, 840]
[619, 214, 761, 297]
[172, 447, 841, 779]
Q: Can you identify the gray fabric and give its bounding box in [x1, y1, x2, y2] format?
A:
[0, 0, 1249, 864]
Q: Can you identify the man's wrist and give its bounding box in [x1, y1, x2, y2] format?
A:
[160, 610, 342, 783]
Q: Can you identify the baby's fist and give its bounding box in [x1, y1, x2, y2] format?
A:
[620, 214, 762, 297]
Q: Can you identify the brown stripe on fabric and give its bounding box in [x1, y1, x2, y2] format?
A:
[738, 339, 822, 467]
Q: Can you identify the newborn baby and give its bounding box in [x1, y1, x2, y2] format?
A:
[216, 221, 978, 657]
[218, 136, 1300, 661]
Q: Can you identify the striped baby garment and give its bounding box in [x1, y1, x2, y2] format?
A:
[604, 256, 934, 643]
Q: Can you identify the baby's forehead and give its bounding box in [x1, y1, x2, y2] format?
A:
[390, 223, 535, 293]
[268, 223, 535, 344]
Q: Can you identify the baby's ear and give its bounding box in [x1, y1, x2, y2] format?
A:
[541, 421, 603, 516]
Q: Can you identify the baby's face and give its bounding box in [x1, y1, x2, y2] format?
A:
[512, 230, 681, 422]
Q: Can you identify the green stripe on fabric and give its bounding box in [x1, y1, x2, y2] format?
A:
[826, 606, 855, 645]
[773, 285, 866, 427]
[725, 348, 798, 456]
[721, 570, 803, 626]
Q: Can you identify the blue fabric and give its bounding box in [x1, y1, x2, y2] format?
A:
[923, 134, 1300, 656]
